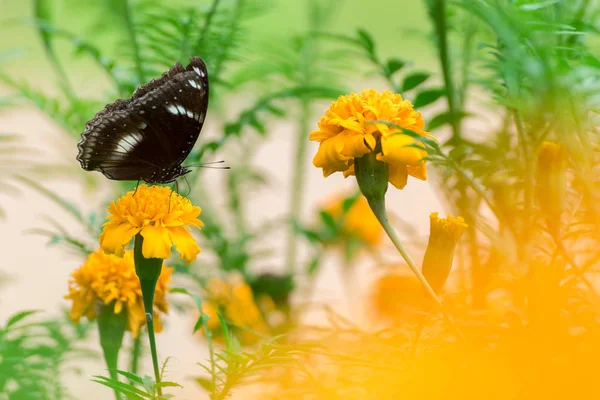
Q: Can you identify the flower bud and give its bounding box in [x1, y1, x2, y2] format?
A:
[421, 213, 468, 293]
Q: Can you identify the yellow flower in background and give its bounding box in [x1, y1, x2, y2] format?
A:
[201, 274, 269, 344]
[99, 184, 203, 262]
[536, 141, 567, 230]
[323, 193, 383, 246]
[421, 212, 468, 294]
[369, 268, 428, 322]
[65, 250, 172, 338]
[310, 89, 436, 189]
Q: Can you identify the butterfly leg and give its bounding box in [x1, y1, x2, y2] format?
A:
[133, 179, 141, 196]
[167, 180, 178, 213]
[182, 175, 192, 197]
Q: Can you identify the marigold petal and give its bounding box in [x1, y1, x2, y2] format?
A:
[313, 136, 352, 174]
[407, 162, 427, 180]
[388, 163, 409, 189]
[100, 223, 140, 256]
[170, 226, 201, 263]
[379, 134, 427, 166]
[140, 225, 173, 259]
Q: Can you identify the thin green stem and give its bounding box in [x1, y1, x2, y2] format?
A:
[122, 0, 145, 83]
[429, 0, 462, 142]
[366, 197, 464, 340]
[133, 234, 163, 396]
[285, 100, 311, 273]
[197, 0, 222, 50]
[130, 333, 142, 375]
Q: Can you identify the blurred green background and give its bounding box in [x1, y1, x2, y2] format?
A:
[0, 0, 433, 86]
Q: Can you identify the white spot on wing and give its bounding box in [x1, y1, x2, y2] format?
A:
[193, 67, 205, 77]
[186, 110, 194, 119]
[167, 105, 179, 115]
[116, 132, 143, 153]
[138, 122, 147, 129]
[188, 79, 201, 89]
[177, 105, 186, 115]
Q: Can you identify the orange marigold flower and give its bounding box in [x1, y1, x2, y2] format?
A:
[369, 268, 428, 322]
[65, 250, 172, 338]
[322, 193, 383, 246]
[201, 274, 269, 345]
[310, 89, 436, 189]
[99, 184, 203, 262]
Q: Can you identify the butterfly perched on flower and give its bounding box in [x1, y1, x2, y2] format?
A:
[77, 57, 209, 184]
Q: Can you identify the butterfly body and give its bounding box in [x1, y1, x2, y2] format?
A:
[77, 57, 209, 184]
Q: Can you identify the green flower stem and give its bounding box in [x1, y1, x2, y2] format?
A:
[122, 0, 145, 84]
[355, 151, 464, 340]
[368, 197, 464, 340]
[285, 99, 311, 273]
[133, 234, 163, 396]
[97, 306, 127, 400]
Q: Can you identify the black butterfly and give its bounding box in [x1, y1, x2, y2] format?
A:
[77, 57, 209, 184]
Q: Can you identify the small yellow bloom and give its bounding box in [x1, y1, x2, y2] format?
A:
[201, 274, 269, 345]
[99, 184, 203, 262]
[421, 213, 468, 293]
[536, 141, 567, 228]
[65, 250, 172, 338]
[323, 193, 383, 246]
[310, 89, 436, 189]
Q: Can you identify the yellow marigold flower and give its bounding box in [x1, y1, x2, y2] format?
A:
[99, 184, 203, 262]
[65, 250, 172, 338]
[201, 274, 269, 345]
[369, 268, 428, 322]
[310, 89, 436, 189]
[421, 212, 468, 294]
[536, 141, 567, 231]
[323, 193, 383, 246]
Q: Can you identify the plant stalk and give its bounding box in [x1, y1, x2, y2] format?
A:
[429, 0, 462, 143]
[285, 99, 311, 273]
[133, 234, 163, 396]
[366, 196, 464, 340]
[130, 333, 142, 375]
[122, 0, 145, 83]
[97, 306, 127, 400]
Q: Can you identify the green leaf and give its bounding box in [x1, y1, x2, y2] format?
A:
[92, 376, 149, 398]
[319, 211, 337, 232]
[448, 145, 472, 161]
[341, 194, 360, 212]
[218, 313, 233, 351]
[155, 381, 182, 388]
[195, 376, 214, 393]
[356, 29, 375, 56]
[413, 88, 446, 108]
[114, 369, 145, 385]
[307, 254, 321, 276]
[384, 58, 406, 76]
[402, 72, 430, 91]
[427, 111, 470, 131]
[5, 310, 40, 329]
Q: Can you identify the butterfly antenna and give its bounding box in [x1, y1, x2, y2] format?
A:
[185, 160, 231, 170]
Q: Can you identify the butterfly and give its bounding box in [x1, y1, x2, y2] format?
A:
[77, 57, 209, 184]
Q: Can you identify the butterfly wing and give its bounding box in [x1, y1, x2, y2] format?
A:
[77, 57, 209, 182]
